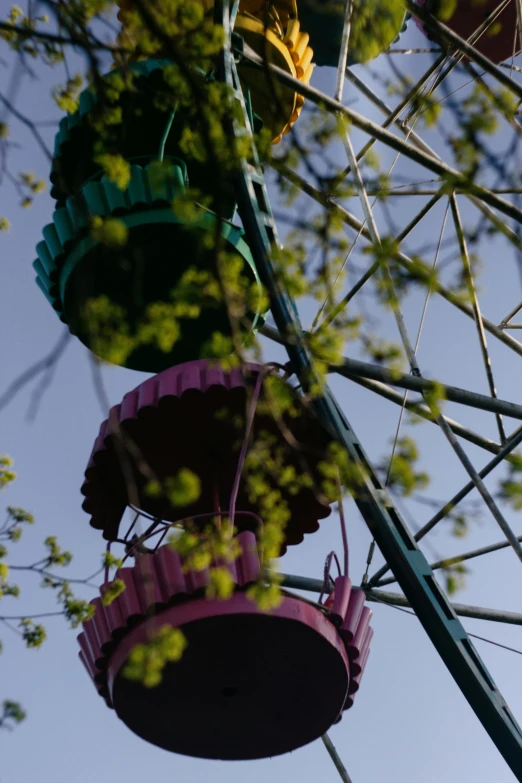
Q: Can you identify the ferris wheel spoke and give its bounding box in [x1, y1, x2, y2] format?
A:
[410, 1, 522, 100]
[344, 372, 506, 457]
[451, 196, 508, 443]
[243, 43, 522, 222]
[278, 572, 522, 626]
[262, 324, 522, 422]
[343, 64, 522, 261]
[346, 56, 448, 167]
[394, 190, 444, 243]
[336, 175, 522, 568]
[365, 589, 522, 626]
[500, 300, 522, 328]
[369, 423, 522, 586]
[274, 162, 522, 357]
[346, 66, 522, 250]
[377, 533, 522, 589]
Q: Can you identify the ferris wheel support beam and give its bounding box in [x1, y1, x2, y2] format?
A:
[261, 324, 522, 421]
[332, 103, 522, 569]
[348, 0, 515, 173]
[367, 590, 522, 626]
[262, 321, 521, 458]
[274, 162, 522, 358]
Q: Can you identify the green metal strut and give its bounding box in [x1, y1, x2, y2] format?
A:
[213, 1, 522, 777]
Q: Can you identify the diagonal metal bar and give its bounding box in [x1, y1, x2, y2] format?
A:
[351, 54, 447, 166]
[342, 0, 512, 172]
[346, 68, 522, 257]
[501, 301, 522, 327]
[327, 44, 522, 571]
[409, 0, 522, 100]
[402, 0, 516, 126]
[345, 372, 511, 459]
[278, 573, 522, 625]
[366, 589, 522, 626]
[273, 162, 522, 358]
[377, 534, 522, 588]
[450, 195, 507, 442]
[369, 423, 522, 585]
[337, 188, 522, 196]
[322, 734, 354, 783]
[352, 0, 512, 171]
[239, 42, 522, 225]
[395, 190, 444, 244]
[316, 188, 442, 332]
[261, 323, 522, 420]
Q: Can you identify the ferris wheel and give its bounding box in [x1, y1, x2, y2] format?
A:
[31, 0, 522, 779]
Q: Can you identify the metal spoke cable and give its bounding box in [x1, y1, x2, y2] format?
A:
[377, 532, 522, 588]
[368, 593, 522, 657]
[315, 69, 438, 333]
[330, 89, 516, 555]
[273, 161, 522, 358]
[352, 0, 511, 170]
[450, 195, 507, 442]
[409, 0, 522, 100]
[345, 373, 508, 457]
[261, 323, 522, 424]
[364, 202, 450, 582]
[278, 571, 522, 626]
[500, 301, 522, 328]
[342, 192, 522, 562]
[241, 42, 522, 227]
[346, 67, 522, 261]
[369, 423, 522, 585]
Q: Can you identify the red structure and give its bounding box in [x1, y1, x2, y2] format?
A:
[81, 359, 331, 552]
[78, 533, 372, 759]
[76, 357, 373, 757]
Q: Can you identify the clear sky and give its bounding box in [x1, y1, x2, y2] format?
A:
[1, 9, 522, 783]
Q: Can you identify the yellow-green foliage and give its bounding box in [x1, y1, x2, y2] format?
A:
[500, 454, 522, 510]
[123, 625, 187, 688]
[101, 578, 126, 606]
[348, 0, 406, 63]
[90, 216, 128, 247]
[385, 437, 430, 497]
[146, 468, 201, 508]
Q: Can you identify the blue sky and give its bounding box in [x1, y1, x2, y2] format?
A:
[1, 9, 522, 783]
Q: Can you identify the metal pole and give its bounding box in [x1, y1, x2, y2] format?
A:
[277, 573, 522, 626]
[346, 372, 509, 459]
[261, 324, 522, 421]
[409, 0, 522, 99]
[377, 534, 522, 587]
[450, 195, 507, 442]
[322, 734, 354, 783]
